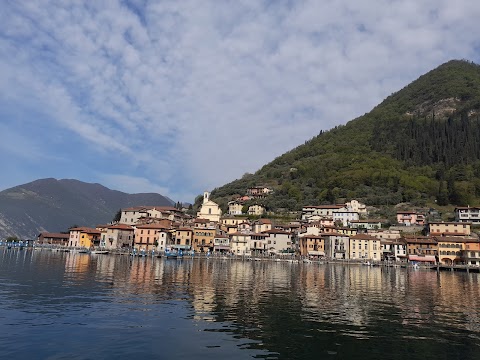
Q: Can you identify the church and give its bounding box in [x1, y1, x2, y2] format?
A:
[196, 192, 222, 222]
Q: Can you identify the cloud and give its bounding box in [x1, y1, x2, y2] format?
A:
[0, 0, 479, 200]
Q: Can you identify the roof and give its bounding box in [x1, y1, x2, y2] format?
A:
[106, 224, 134, 230]
[177, 228, 193, 232]
[263, 229, 290, 235]
[321, 232, 350, 238]
[434, 236, 479, 243]
[135, 224, 169, 230]
[69, 227, 101, 235]
[350, 234, 379, 241]
[303, 205, 345, 209]
[429, 221, 471, 225]
[258, 219, 272, 224]
[38, 232, 69, 239]
[403, 236, 437, 244]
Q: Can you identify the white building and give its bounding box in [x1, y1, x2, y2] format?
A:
[332, 210, 359, 227]
[263, 230, 293, 254]
[197, 192, 222, 222]
[455, 206, 480, 224]
[302, 205, 347, 221]
[345, 199, 367, 215]
[228, 201, 243, 215]
[248, 205, 266, 216]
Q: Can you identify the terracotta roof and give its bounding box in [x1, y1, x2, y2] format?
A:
[69, 227, 101, 234]
[350, 234, 379, 241]
[106, 224, 134, 230]
[135, 224, 169, 230]
[263, 229, 290, 235]
[434, 236, 479, 243]
[429, 221, 472, 225]
[38, 232, 69, 239]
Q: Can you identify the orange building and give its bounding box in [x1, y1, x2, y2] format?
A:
[134, 224, 170, 252]
[299, 235, 325, 257]
[173, 228, 193, 251]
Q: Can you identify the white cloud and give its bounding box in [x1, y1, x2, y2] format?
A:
[0, 0, 480, 200]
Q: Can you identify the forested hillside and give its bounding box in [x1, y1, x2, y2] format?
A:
[209, 60, 480, 212]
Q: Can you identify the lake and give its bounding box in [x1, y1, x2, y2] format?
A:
[0, 248, 479, 359]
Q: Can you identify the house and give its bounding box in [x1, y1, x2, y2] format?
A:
[213, 235, 230, 253]
[368, 229, 402, 241]
[263, 230, 293, 254]
[248, 204, 266, 216]
[173, 228, 193, 251]
[246, 186, 273, 197]
[332, 210, 359, 226]
[349, 219, 386, 230]
[249, 233, 269, 254]
[120, 205, 183, 225]
[349, 234, 381, 261]
[429, 221, 471, 237]
[404, 236, 437, 264]
[193, 227, 216, 252]
[396, 211, 425, 226]
[230, 233, 251, 255]
[228, 201, 243, 215]
[37, 232, 69, 246]
[100, 224, 134, 249]
[197, 192, 222, 222]
[461, 240, 480, 266]
[381, 239, 407, 262]
[323, 233, 350, 259]
[455, 206, 480, 224]
[302, 205, 346, 221]
[298, 235, 325, 258]
[435, 236, 473, 265]
[253, 219, 272, 233]
[68, 227, 101, 248]
[221, 216, 248, 226]
[134, 224, 170, 252]
[345, 199, 367, 215]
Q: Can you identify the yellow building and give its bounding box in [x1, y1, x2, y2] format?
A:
[68, 227, 101, 248]
[429, 222, 471, 236]
[193, 228, 216, 252]
[196, 192, 222, 222]
[436, 236, 472, 265]
[173, 228, 193, 250]
[349, 234, 381, 261]
[299, 235, 325, 257]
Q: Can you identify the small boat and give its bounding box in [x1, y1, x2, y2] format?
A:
[165, 253, 178, 259]
[78, 249, 90, 254]
[91, 250, 109, 255]
[303, 259, 313, 263]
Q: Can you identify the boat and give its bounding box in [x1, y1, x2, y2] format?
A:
[78, 248, 90, 254]
[91, 250, 109, 255]
[302, 259, 313, 263]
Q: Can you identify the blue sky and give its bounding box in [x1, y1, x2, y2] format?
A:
[1, 0, 480, 202]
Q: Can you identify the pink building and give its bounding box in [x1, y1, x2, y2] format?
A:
[396, 211, 425, 226]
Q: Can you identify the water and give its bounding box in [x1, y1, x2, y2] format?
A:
[1, 249, 479, 359]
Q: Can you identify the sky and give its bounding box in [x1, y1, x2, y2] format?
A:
[1, 0, 480, 202]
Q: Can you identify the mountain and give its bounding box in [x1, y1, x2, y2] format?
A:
[210, 60, 480, 212]
[0, 178, 173, 240]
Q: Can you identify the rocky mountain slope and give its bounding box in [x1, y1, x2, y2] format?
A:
[0, 178, 173, 239]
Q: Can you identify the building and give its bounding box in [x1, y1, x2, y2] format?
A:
[263, 230, 293, 254]
[298, 235, 325, 258]
[100, 224, 134, 249]
[248, 205, 266, 216]
[345, 199, 367, 215]
[37, 232, 69, 246]
[173, 228, 193, 251]
[323, 233, 350, 259]
[253, 219, 272, 233]
[246, 186, 273, 197]
[349, 234, 381, 261]
[134, 224, 170, 252]
[396, 211, 425, 226]
[349, 219, 385, 230]
[249, 233, 269, 254]
[461, 240, 480, 266]
[68, 227, 101, 248]
[404, 236, 437, 264]
[197, 192, 222, 222]
[332, 210, 359, 226]
[455, 206, 480, 224]
[429, 222, 471, 236]
[230, 233, 251, 255]
[228, 201, 243, 215]
[381, 239, 407, 262]
[302, 205, 346, 221]
[213, 235, 230, 253]
[193, 227, 216, 252]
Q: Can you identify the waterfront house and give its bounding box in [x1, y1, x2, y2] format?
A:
[249, 233, 269, 255]
[349, 234, 381, 261]
[381, 239, 407, 262]
[230, 233, 251, 255]
[404, 236, 437, 264]
[173, 228, 193, 251]
[196, 192, 222, 222]
[37, 232, 69, 246]
[213, 235, 230, 253]
[262, 229, 293, 254]
[428, 221, 471, 237]
[68, 227, 101, 248]
[101, 224, 134, 249]
[193, 227, 216, 253]
[134, 224, 170, 252]
[323, 233, 350, 259]
[396, 211, 425, 226]
[298, 235, 325, 258]
[435, 236, 480, 265]
[455, 206, 480, 224]
[461, 240, 480, 266]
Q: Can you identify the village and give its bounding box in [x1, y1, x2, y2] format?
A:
[35, 186, 480, 267]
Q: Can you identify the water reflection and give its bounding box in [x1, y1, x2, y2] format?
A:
[1, 249, 479, 359]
